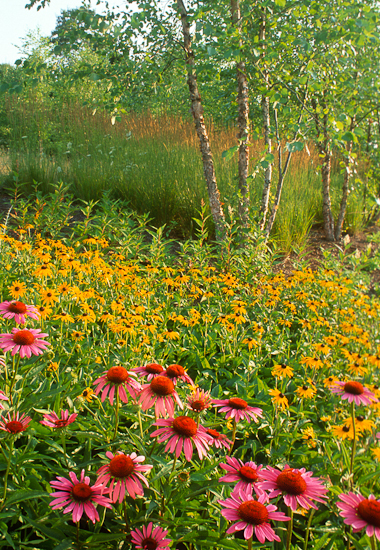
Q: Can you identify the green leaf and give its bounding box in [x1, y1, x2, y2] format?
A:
[4, 489, 48, 508]
[346, 533, 366, 550]
[286, 141, 304, 152]
[222, 145, 239, 162]
[341, 131, 356, 143]
[275, 0, 286, 5]
[53, 540, 73, 550]
[89, 73, 100, 81]
[313, 533, 331, 550]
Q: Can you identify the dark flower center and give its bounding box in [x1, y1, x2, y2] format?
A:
[8, 301, 27, 314]
[279, 393, 285, 398]
[302, 386, 309, 391]
[357, 415, 364, 422]
[6, 420, 24, 433]
[150, 376, 174, 396]
[357, 499, 380, 527]
[54, 419, 68, 428]
[141, 538, 157, 550]
[109, 454, 135, 478]
[107, 366, 129, 384]
[343, 426, 350, 432]
[238, 500, 269, 524]
[239, 465, 259, 482]
[165, 364, 185, 378]
[72, 483, 93, 502]
[276, 469, 307, 495]
[145, 363, 164, 374]
[344, 381, 364, 395]
[12, 330, 35, 346]
[228, 397, 248, 410]
[190, 399, 206, 411]
[172, 416, 197, 437]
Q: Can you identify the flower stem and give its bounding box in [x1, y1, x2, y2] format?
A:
[76, 521, 80, 549]
[0, 438, 14, 510]
[349, 401, 356, 489]
[286, 508, 294, 550]
[123, 499, 130, 533]
[247, 535, 252, 550]
[113, 388, 120, 440]
[228, 420, 237, 456]
[9, 355, 21, 404]
[370, 534, 377, 550]
[138, 406, 143, 439]
[303, 508, 315, 550]
[61, 430, 69, 467]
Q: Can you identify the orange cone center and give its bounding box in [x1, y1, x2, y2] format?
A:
[6, 420, 24, 433]
[109, 455, 135, 478]
[165, 364, 185, 378]
[8, 301, 27, 314]
[72, 482, 93, 502]
[358, 499, 380, 527]
[228, 397, 248, 410]
[12, 330, 35, 346]
[239, 465, 259, 482]
[107, 366, 129, 384]
[238, 500, 269, 524]
[344, 381, 364, 395]
[276, 469, 307, 495]
[150, 376, 174, 396]
[172, 416, 197, 437]
[145, 363, 164, 374]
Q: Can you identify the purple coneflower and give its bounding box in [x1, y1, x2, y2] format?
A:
[219, 456, 266, 495]
[131, 522, 171, 550]
[139, 376, 183, 417]
[49, 469, 112, 523]
[151, 415, 211, 461]
[133, 363, 164, 381]
[40, 410, 78, 429]
[219, 487, 290, 542]
[213, 397, 263, 423]
[187, 388, 212, 412]
[0, 411, 31, 434]
[0, 300, 40, 325]
[163, 364, 194, 385]
[260, 465, 328, 511]
[0, 328, 50, 358]
[97, 451, 153, 502]
[93, 366, 141, 405]
[206, 428, 232, 451]
[331, 381, 377, 406]
[337, 492, 380, 541]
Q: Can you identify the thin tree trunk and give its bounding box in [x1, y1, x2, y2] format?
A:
[176, 0, 225, 240]
[259, 8, 272, 230]
[231, 0, 250, 227]
[313, 96, 334, 241]
[335, 117, 355, 241]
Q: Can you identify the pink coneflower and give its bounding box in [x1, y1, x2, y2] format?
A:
[131, 522, 171, 550]
[133, 363, 164, 381]
[0, 328, 50, 358]
[0, 391, 8, 410]
[187, 388, 212, 412]
[93, 366, 141, 405]
[219, 456, 266, 495]
[163, 364, 194, 385]
[331, 381, 377, 406]
[151, 415, 211, 461]
[260, 465, 328, 511]
[0, 300, 40, 325]
[337, 492, 380, 541]
[40, 410, 78, 429]
[219, 487, 291, 542]
[206, 428, 232, 451]
[139, 376, 183, 417]
[213, 397, 263, 423]
[0, 412, 31, 434]
[96, 451, 153, 502]
[49, 469, 112, 523]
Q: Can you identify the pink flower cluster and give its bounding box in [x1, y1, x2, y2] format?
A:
[218, 459, 328, 542]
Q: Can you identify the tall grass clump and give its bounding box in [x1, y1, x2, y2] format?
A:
[1, 92, 364, 246]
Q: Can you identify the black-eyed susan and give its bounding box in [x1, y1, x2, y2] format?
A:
[323, 376, 339, 388]
[242, 337, 258, 350]
[57, 283, 70, 295]
[53, 312, 75, 323]
[161, 329, 180, 340]
[78, 387, 94, 402]
[34, 264, 53, 278]
[72, 331, 85, 342]
[347, 362, 368, 376]
[331, 424, 354, 440]
[300, 356, 324, 369]
[301, 426, 317, 448]
[36, 305, 52, 320]
[314, 343, 330, 355]
[343, 415, 374, 434]
[269, 389, 289, 410]
[40, 288, 59, 306]
[271, 364, 294, 379]
[47, 361, 59, 372]
[295, 380, 317, 399]
[372, 447, 380, 460]
[9, 281, 27, 299]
